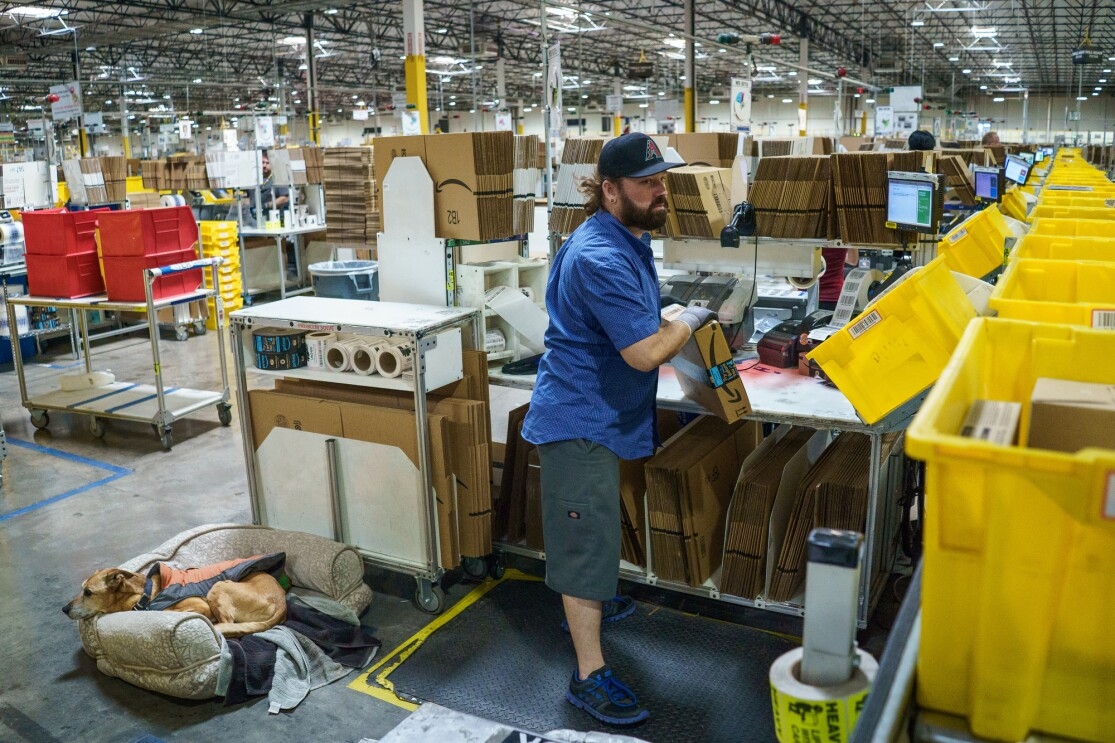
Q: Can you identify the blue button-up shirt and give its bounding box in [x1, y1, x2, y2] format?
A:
[522, 210, 661, 460]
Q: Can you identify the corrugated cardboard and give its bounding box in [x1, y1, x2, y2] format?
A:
[664, 166, 733, 239]
[1028, 378, 1115, 453]
[248, 388, 459, 568]
[423, 132, 514, 241]
[671, 321, 751, 422]
[373, 135, 427, 230]
[668, 133, 741, 167]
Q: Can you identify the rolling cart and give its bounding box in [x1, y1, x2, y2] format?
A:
[4, 258, 233, 450]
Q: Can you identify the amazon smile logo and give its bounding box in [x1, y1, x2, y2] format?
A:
[436, 179, 473, 194]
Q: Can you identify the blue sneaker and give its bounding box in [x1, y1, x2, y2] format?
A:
[566, 665, 650, 726]
[561, 595, 636, 633]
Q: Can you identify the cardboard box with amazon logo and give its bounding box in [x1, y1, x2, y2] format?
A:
[664, 308, 752, 423]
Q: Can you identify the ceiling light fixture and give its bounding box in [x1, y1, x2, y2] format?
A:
[933, 42, 945, 48]
[190, 28, 203, 34]
[281, 36, 307, 46]
[948, 56, 960, 61]
[192, 78, 202, 83]
[992, 96, 1004, 102]
[970, 26, 997, 37]
[5, 6, 65, 18]
[708, 99, 720, 104]
[911, 19, 925, 27]
[781, 98, 793, 103]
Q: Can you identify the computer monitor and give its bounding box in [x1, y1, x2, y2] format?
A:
[1019, 152, 1035, 165]
[973, 166, 1003, 202]
[1004, 154, 1031, 185]
[886, 171, 941, 234]
[1043, 146, 1054, 157]
[1034, 150, 1046, 163]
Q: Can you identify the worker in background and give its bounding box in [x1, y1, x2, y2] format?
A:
[246, 150, 290, 218]
[521, 132, 712, 727]
[907, 130, 936, 151]
[982, 131, 1001, 146]
[818, 248, 860, 311]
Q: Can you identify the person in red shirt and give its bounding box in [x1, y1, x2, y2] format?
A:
[818, 247, 859, 311]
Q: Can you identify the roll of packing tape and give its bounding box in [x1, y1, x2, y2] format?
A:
[349, 339, 379, 376]
[0, 222, 25, 245]
[325, 338, 361, 372]
[305, 331, 336, 370]
[485, 328, 507, 354]
[160, 194, 187, 208]
[255, 349, 306, 370]
[253, 326, 307, 354]
[375, 339, 414, 379]
[769, 647, 878, 743]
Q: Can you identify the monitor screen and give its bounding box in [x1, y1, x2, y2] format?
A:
[1043, 146, 1054, 156]
[1004, 155, 1031, 185]
[973, 167, 1001, 201]
[1034, 150, 1046, 163]
[1019, 152, 1035, 165]
[887, 172, 939, 233]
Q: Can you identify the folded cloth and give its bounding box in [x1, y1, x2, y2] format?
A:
[222, 635, 279, 706]
[256, 626, 351, 714]
[283, 598, 381, 668]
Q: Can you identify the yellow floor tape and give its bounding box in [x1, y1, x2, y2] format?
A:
[348, 569, 543, 710]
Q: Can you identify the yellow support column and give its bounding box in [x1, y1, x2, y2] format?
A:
[402, 0, 429, 134]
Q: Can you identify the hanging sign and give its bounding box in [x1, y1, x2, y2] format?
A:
[254, 116, 275, 147]
[731, 77, 752, 132]
[178, 119, 193, 140]
[875, 106, 895, 136]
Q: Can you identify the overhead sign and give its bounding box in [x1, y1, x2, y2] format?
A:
[254, 116, 275, 147]
[400, 110, 422, 135]
[896, 112, 919, 133]
[178, 119, 193, 140]
[606, 94, 624, 115]
[49, 81, 82, 122]
[84, 111, 105, 134]
[494, 112, 512, 131]
[731, 77, 752, 132]
[547, 42, 562, 137]
[352, 108, 369, 121]
[889, 85, 922, 113]
[222, 128, 238, 150]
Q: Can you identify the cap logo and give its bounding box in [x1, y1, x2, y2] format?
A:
[645, 139, 662, 161]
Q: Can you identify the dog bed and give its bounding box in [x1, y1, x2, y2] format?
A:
[76, 523, 373, 700]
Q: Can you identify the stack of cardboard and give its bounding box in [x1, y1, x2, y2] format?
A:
[323, 146, 377, 246]
[127, 192, 163, 209]
[940, 148, 991, 167]
[141, 159, 166, 191]
[250, 350, 493, 568]
[513, 135, 540, 235]
[767, 432, 900, 601]
[831, 152, 899, 245]
[100, 156, 127, 202]
[496, 404, 543, 550]
[754, 139, 795, 157]
[669, 133, 743, 167]
[939, 155, 976, 206]
[664, 166, 732, 239]
[748, 156, 836, 239]
[548, 137, 605, 235]
[645, 416, 762, 587]
[720, 426, 816, 599]
[302, 147, 325, 184]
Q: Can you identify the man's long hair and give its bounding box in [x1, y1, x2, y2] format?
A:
[579, 167, 607, 216]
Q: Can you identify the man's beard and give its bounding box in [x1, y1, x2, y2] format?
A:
[616, 189, 668, 232]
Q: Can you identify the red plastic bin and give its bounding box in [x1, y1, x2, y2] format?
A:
[25, 251, 105, 298]
[96, 206, 200, 258]
[21, 209, 105, 257]
[102, 248, 204, 302]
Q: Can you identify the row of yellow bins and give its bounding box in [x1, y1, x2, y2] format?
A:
[907, 149, 1115, 742]
[198, 221, 243, 330]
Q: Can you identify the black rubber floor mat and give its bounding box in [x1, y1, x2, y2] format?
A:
[386, 578, 797, 742]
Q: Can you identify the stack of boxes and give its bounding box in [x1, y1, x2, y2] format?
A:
[21, 209, 106, 298]
[199, 220, 242, 329]
[96, 206, 203, 302]
[323, 147, 377, 247]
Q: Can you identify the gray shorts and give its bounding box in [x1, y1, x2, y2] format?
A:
[538, 438, 621, 602]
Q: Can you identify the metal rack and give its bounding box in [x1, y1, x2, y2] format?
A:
[229, 296, 481, 613]
[4, 258, 233, 450]
[489, 364, 917, 629]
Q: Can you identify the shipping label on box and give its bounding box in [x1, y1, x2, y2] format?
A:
[672, 321, 752, 422]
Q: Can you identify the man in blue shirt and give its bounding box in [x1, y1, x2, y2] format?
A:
[522, 133, 715, 726]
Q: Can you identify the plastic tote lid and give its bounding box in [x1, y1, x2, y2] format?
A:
[308, 260, 378, 275]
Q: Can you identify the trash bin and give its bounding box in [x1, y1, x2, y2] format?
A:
[308, 260, 379, 301]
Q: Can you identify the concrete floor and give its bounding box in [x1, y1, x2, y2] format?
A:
[0, 316, 898, 743]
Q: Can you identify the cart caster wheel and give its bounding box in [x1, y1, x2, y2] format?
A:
[487, 556, 506, 580]
[217, 403, 233, 426]
[174, 326, 189, 342]
[157, 426, 173, 451]
[462, 556, 486, 579]
[30, 409, 49, 430]
[89, 417, 106, 438]
[414, 584, 445, 615]
[192, 320, 207, 336]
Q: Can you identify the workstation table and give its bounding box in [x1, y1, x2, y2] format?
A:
[239, 223, 326, 301]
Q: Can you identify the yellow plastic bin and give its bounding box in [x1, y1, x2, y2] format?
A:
[989, 258, 1115, 329]
[936, 205, 1011, 278]
[1012, 233, 1115, 263]
[1029, 205, 1115, 221]
[806, 256, 976, 424]
[906, 318, 1115, 743]
[1029, 217, 1115, 237]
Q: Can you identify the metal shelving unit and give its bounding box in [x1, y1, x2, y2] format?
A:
[489, 363, 917, 629]
[4, 258, 233, 449]
[229, 296, 481, 613]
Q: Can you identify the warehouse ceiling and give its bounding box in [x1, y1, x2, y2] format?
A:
[0, 0, 1111, 129]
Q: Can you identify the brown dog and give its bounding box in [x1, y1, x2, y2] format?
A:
[63, 566, 287, 638]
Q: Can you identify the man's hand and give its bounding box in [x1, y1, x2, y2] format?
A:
[676, 306, 717, 332]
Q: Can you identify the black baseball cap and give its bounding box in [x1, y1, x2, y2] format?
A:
[598, 132, 683, 179]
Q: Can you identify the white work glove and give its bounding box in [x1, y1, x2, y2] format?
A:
[676, 305, 717, 332]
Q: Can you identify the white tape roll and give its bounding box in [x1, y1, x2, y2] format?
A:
[305, 331, 336, 369]
[325, 338, 361, 372]
[0, 222, 25, 245]
[160, 194, 185, 208]
[375, 339, 414, 379]
[769, 647, 878, 743]
[349, 339, 379, 376]
[485, 329, 507, 354]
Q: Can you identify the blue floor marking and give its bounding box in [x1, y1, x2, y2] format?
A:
[104, 387, 178, 414]
[0, 438, 131, 523]
[66, 383, 139, 409]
